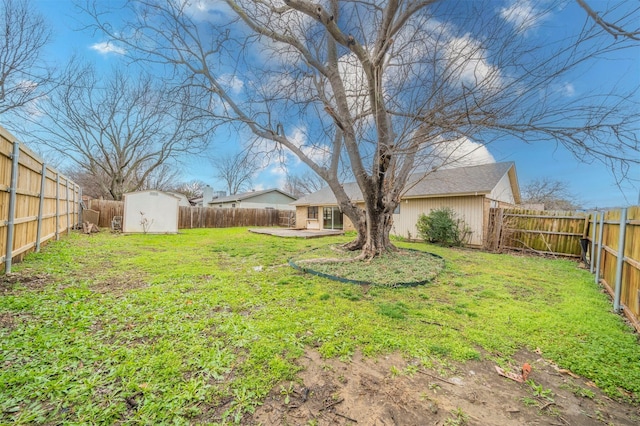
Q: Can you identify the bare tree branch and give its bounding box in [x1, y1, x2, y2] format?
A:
[0, 0, 54, 115]
[213, 151, 257, 195]
[576, 0, 640, 41]
[29, 63, 212, 200]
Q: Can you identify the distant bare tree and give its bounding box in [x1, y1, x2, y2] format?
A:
[66, 163, 182, 199]
[136, 164, 182, 193]
[521, 178, 582, 211]
[0, 0, 54, 115]
[30, 64, 211, 200]
[85, 0, 640, 258]
[214, 152, 257, 195]
[171, 179, 207, 199]
[284, 171, 326, 197]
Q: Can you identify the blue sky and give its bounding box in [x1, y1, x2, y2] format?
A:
[12, 0, 640, 208]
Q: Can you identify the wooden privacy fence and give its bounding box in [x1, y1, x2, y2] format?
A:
[88, 199, 289, 229]
[87, 199, 124, 228]
[179, 206, 283, 228]
[489, 207, 640, 331]
[487, 208, 588, 257]
[1, 126, 81, 273]
[587, 207, 640, 331]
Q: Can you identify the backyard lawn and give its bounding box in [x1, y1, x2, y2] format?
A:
[1, 228, 638, 424]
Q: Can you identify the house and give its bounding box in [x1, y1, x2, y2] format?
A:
[208, 188, 297, 210]
[291, 162, 521, 246]
[122, 190, 180, 234]
[189, 186, 228, 207]
[166, 192, 193, 207]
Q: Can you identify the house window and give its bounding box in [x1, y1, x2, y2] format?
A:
[393, 204, 400, 214]
[232, 203, 236, 208]
[308, 206, 318, 219]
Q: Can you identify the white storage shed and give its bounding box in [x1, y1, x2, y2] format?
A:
[122, 190, 180, 234]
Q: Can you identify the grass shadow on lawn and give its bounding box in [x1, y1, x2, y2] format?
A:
[0, 228, 638, 424]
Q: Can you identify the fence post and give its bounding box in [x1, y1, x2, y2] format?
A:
[77, 186, 82, 226]
[613, 208, 628, 313]
[36, 163, 47, 252]
[55, 174, 60, 241]
[595, 211, 605, 285]
[589, 211, 597, 274]
[4, 142, 20, 274]
[66, 180, 70, 235]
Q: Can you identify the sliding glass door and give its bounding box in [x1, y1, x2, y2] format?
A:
[323, 207, 343, 230]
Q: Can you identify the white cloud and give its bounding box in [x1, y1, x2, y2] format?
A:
[445, 34, 502, 90]
[219, 74, 244, 94]
[424, 137, 496, 169]
[179, 0, 233, 23]
[287, 127, 331, 165]
[500, 0, 548, 33]
[90, 41, 126, 55]
[558, 82, 575, 97]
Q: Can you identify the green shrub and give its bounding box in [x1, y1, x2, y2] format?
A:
[416, 207, 470, 246]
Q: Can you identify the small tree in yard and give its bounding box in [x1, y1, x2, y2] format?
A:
[417, 208, 470, 247]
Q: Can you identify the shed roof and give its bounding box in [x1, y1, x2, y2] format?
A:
[123, 190, 181, 200]
[292, 162, 519, 206]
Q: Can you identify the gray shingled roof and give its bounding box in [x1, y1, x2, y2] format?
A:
[211, 188, 297, 204]
[292, 162, 516, 206]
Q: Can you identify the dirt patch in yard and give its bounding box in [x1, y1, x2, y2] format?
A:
[88, 273, 149, 295]
[0, 272, 52, 295]
[249, 349, 639, 425]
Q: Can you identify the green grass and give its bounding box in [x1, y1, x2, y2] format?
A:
[1, 228, 638, 424]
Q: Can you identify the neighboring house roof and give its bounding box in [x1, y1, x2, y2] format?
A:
[292, 162, 520, 206]
[209, 188, 297, 204]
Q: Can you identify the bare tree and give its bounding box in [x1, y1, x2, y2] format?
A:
[0, 0, 54, 115]
[214, 152, 257, 195]
[171, 179, 208, 199]
[521, 178, 582, 211]
[84, 0, 640, 257]
[30, 64, 212, 200]
[284, 171, 326, 197]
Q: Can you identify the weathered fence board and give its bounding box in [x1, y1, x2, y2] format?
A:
[88, 200, 288, 230]
[488, 208, 588, 257]
[87, 200, 124, 228]
[1, 125, 80, 273]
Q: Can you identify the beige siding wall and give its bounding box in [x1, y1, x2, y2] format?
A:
[391, 196, 486, 246]
[490, 173, 515, 204]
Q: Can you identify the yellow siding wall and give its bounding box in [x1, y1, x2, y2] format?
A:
[391, 196, 486, 246]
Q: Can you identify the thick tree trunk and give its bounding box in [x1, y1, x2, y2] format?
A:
[341, 196, 397, 258]
[360, 208, 396, 259]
